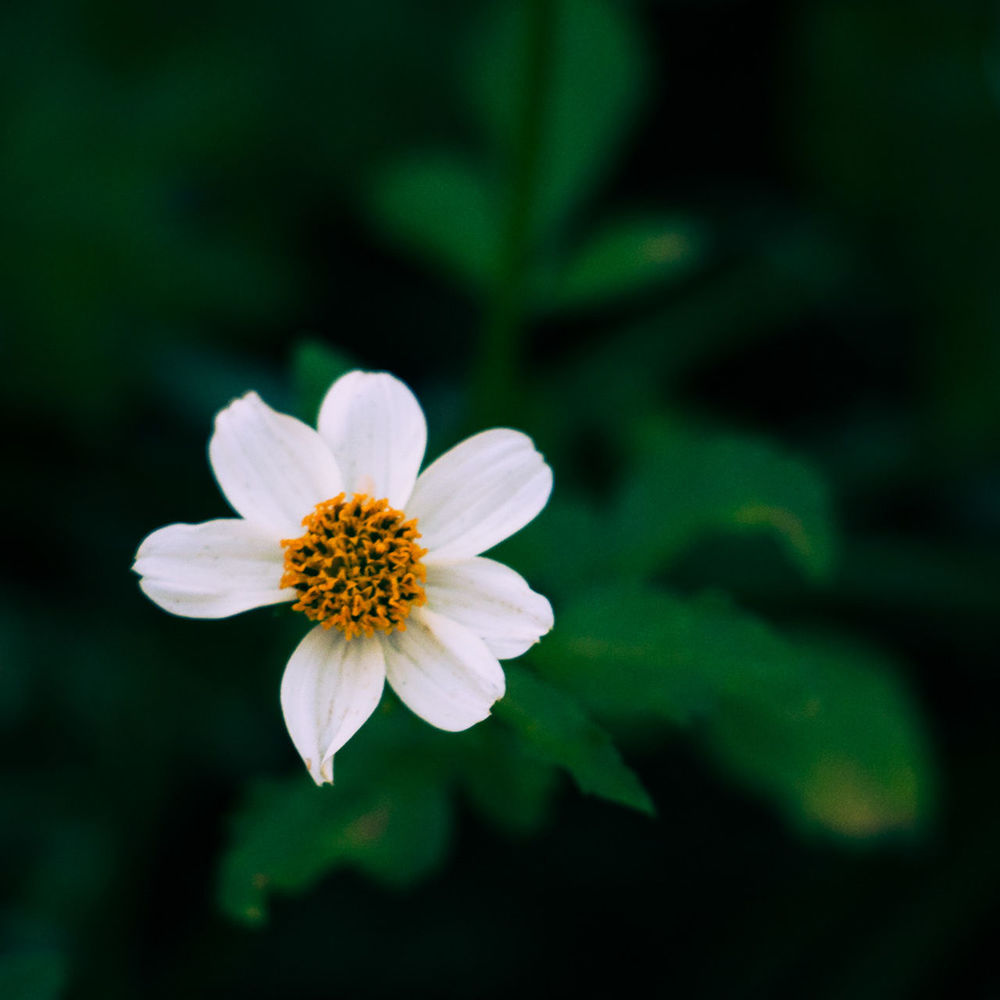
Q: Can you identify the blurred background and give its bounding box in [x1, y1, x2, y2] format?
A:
[2, 0, 999, 997]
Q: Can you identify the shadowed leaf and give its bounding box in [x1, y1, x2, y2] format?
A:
[545, 215, 707, 311]
[454, 723, 559, 835]
[495, 664, 655, 815]
[218, 768, 451, 924]
[620, 421, 837, 580]
[368, 153, 500, 291]
[535, 586, 933, 838]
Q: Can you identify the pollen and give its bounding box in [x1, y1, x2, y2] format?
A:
[280, 493, 427, 640]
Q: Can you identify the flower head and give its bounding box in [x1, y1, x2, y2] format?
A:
[133, 370, 553, 783]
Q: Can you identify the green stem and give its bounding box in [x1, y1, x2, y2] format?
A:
[474, 0, 554, 426]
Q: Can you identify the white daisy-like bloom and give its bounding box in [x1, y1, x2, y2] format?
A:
[133, 370, 553, 784]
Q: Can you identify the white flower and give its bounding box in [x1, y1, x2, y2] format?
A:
[133, 370, 553, 784]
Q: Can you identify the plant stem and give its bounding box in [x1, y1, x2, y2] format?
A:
[474, 0, 554, 426]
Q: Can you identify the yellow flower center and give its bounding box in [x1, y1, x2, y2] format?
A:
[280, 493, 427, 640]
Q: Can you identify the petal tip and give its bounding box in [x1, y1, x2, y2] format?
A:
[213, 390, 265, 432]
[218, 388, 254, 409]
[305, 755, 335, 786]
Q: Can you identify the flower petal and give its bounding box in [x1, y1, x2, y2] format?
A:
[425, 557, 553, 660]
[408, 429, 552, 562]
[133, 518, 292, 618]
[280, 625, 386, 785]
[381, 607, 505, 731]
[317, 371, 427, 508]
[209, 391, 343, 537]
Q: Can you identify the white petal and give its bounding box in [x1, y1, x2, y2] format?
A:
[408, 429, 552, 562]
[317, 371, 427, 508]
[381, 607, 505, 732]
[483, 635, 540, 660]
[209, 391, 343, 537]
[133, 518, 292, 618]
[280, 626, 386, 785]
[425, 558, 553, 660]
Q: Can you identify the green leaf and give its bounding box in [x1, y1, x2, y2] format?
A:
[546, 215, 707, 311]
[218, 720, 453, 924]
[454, 723, 559, 835]
[0, 952, 66, 1000]
[619, 421, 837, 581]
[709, 635, 933, 840]
[291, 339, 357, 424]
[534, 586, 934, 838]
[471, 0, 646, 241]
[494, 664, 655, 815]
[490, 495, 608, 601]
[367, 153, 500, 291]
[346, 777, 452, 888]
[496, 422, 835, 599]
[533, 585, 722, 727]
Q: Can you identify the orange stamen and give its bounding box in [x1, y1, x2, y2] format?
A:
[280, 493, 427, 640]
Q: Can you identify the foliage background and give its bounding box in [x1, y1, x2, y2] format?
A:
[2, 0, 999, 997]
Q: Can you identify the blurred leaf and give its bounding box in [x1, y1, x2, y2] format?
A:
[345, 777, 452, 887]
[620, 421, 836, 581]
[491, 495, 609, 600]
[711, 635, 932, 840]
[454, 723, 558, 835]
[218, 735, 452, 924]
[291, 340, 358, 424]
[494, 664, 655, 815]
[544, 215, 707, 311]
[367, 153, 500, 291]
[0, 57, 296, 425]
[535, 585, 933, 838]
[533, 586, 719, 727]
[498, 419, 836, 596]
[471, 0, 646, 241]
[0, 952, 66, 1000]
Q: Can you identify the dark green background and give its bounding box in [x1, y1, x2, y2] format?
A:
[2, 1, 998, 997]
